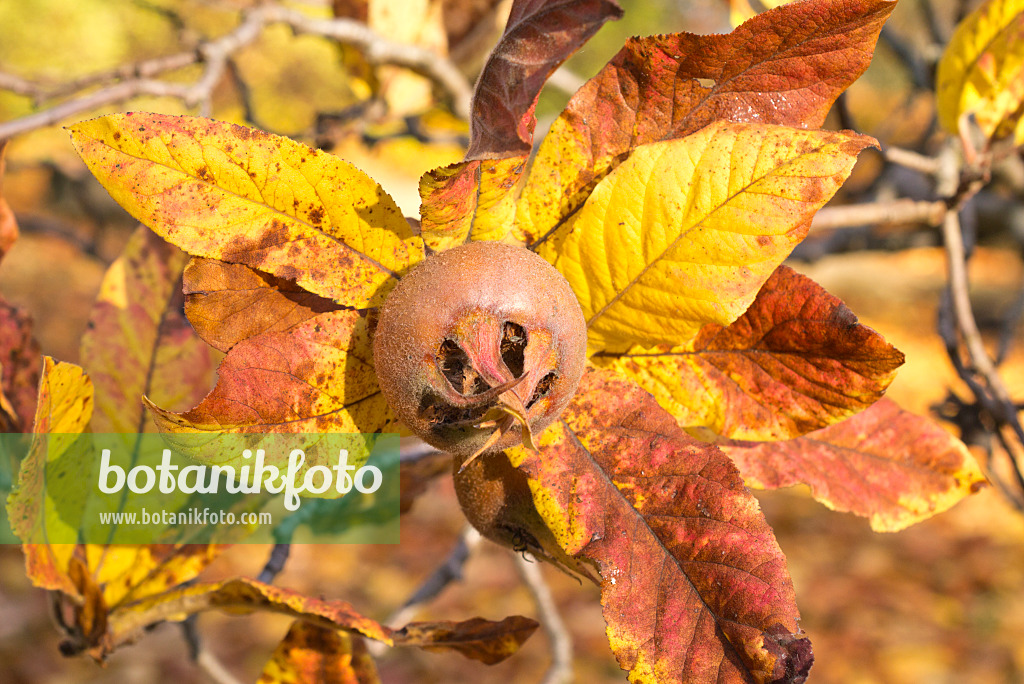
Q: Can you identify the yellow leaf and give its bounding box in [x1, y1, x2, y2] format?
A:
[6, 357, 93, 597]
[728, 0, 794, 28]
[936, 0, 1024, 144]
[535, 121, 875, 352]
[68, 113, 424, 308]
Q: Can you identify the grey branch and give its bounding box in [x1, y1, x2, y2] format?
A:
[514, 554, 573, 684]
[811, 198, 946, 231]
[0, 3, 472, 141]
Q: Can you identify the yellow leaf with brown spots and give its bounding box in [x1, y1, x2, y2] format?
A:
[68, 113, 423, 308]
[536, 121, 875, 353]
[258, 620, 380, 684]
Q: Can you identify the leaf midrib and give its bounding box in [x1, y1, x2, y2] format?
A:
[78, 128, 404, 283]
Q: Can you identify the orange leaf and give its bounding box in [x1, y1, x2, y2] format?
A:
[183, 257, 342, 353]
[419, 156, 527, 251]
[506, 369, 811, 683]
[518, 0, 895, 245]
[596, 266, 905, 439]
[81, 226, 216, 433]
[68, 113, 423, 308]
[258, 620, 380, 684]
[0, 140, 18, 260]
[148, 311, 395, 435]
[721, 399, 989, 532]
[392, 616, 539, 665]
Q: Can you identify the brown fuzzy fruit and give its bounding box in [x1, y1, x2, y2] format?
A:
[373, 241, 587, 462]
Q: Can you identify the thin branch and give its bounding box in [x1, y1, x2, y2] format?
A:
[263, 5, 472, 118]
[0, 3, 472, 141]
[368, 526, 481, 657]
[884, 145, 943, 176]
[514, 554, 573, 684]
[196, 649, 245, 684]
[937, 136, 1024, 504]
[810, 198, 945, 231]
[257, 543, 292, 584]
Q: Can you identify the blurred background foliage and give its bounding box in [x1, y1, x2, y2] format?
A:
[1, 0, 1023, 682]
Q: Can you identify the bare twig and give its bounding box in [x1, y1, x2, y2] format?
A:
[884, 145, 943, 176]
[937, 140, 1024, 506]
[811, 198, 946, 231]
[383, 526, 481, 631]
[257, 543, 292, 584]
[196, 649, 245, 684]
[0, 3, 472, 141]
[368, 526, 481, 657]
[514, 554, 573, 684]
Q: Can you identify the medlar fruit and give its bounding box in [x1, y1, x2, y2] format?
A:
[373, 241, 587, 467]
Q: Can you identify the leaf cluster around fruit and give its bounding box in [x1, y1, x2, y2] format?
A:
[2, 0, 1019, 681]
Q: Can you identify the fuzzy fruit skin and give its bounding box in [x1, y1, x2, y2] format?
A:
[452, 450, 598, 581]
[373, 241, 586, 458]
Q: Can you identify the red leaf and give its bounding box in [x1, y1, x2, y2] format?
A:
[721, 399, 989, 532]
[467, 0, 623, 159]
[506, 369, 811, 683]
[0, 297, 40, 432]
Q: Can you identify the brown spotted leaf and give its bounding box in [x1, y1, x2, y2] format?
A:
[419, 0, 622, 251]
[68, 113, 423, 308]
[518, 0, 895, 244]
[147, 310, 395, 435]
[392, 616, 539, 665]
[183, 257, 342, 353]
[721, 399, 988, 532]
[505, 369, 811, 683]
[0, 297, 41, 432]
[98, 577, 392, 661]
[594, 266, 905, 440]
[81, 226, 216, 433]
[258, 620, 380, 684]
